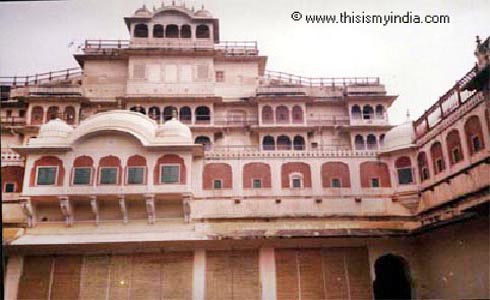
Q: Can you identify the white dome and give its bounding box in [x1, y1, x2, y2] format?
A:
[38, 118, 73, 138]
[381, 120, 415, 152]
[134, 5, 151, 17]
[157, 117, 192, 143]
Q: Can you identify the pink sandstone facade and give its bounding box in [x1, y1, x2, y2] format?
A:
[1, 4, 489, 300]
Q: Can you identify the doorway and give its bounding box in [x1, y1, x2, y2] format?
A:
[373, 254, 412, 299]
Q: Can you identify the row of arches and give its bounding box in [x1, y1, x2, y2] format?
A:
[134, 23, 210, 39]
[31, 106, 76, 125]
[417, 115, 486, 182]
[351, 104, 386, 120]
[30, 155, 186, 186]
[355, 134, 385, 150]
[129, 106, 210, 123]
[262, 105, 304, 124]
[202, 161, 392, 189]
[262, 135, 305, 150]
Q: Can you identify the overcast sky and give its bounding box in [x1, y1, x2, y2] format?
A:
[0, 0, 488, 124]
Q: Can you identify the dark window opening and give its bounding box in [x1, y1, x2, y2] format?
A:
[363, 105, 374, 120]
[213, 179, 222, 189]
[195, 106, 210, 123]
[195, 136, 212, 150]
[262, 136, 275, 151]
[128, 167, 145, 185]
[472, 136, 482, 152]
[181, 25, 191, 38]
[253, 179, 262, 188]
[163, 106, 177, 121]
[331, 178, 341, 188]
[397, 168, 413, 185]
[374, 254, 412, 300]
[37, 167, 57, 185]
[165, 24, 179, 38]
[134, 24, 149, 38]
[73, 168, 91, 185]
[4, 183, 15, 193]
[179, 106, 192, 124]
[153, 24, 164, 38]
[196, 24, 210, 38]
[277, 135, 292, 150]
[371, 178, 380, 188]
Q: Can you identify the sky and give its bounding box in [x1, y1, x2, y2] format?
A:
[0, 0, 488, 125]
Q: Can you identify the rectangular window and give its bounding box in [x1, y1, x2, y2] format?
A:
[213, 179, 222, 189]
[331, 178, 341, 188]
[164, 64, 178, 83]
[197, 65, 209, 81]
[133, 64, 146, 79]
[181, 65, 193, 82]
[161, 165, 180, 184]
[36, 167, 57, 185]
[100, 167, 118, 185]
[370, 178, 380, 188]
[422, 167, 429, 181]
[397, 168, 413, 185]
[253, 179, 262, 188]
[128, 167, 145, 185]
[147, 64, 161, 82]
[292, 178, 302, 188]
[73, 167, 91, 185]
[472, 136, 481, 152]
[215, 71, 225, 82]
[4, 183, 15, 193]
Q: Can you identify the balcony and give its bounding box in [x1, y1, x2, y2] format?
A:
[1, 150, 24, 166]
[306, 115, 350, 126]
[260, 70, 380, 88]
[1, 116, 25, 127]
[10, 85, 82, 97]
[83, 39, 258, 56]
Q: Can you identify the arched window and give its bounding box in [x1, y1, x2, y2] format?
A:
[30, 156, 64, 186]
[262, 106, 273, 124]
[277, 135, 292, 150]
[47, 106, 59, 120]
[367, 134, 378, 150]
[395, 156, 413, 185]
[131, 106, 146, 114]
[165, 24, 179, 38]
[363, 105, 374, 120]
[281, 162, 312, 188]
[275, 106, 289, 124]
[134, 24, 148, 38]
[293, 136, 305, 150]
[243, 162, 271, 188]
[196, 24, 210, 38]
[292, 106, 304, 124]
[148, 106, 160, 121]
[262, 136, 275, 150]
[179, 106, 192, 124]
[98, 156, 121, 185]
[375, 104, 385, 119]
[195, 136, 212, 150]
[430, 141, 445, 174]
[163, 106, 177, 121]
[464, 115, 485, 156]
[355, 135, 365, 150]
[359, 162, 391, 187]
[321, 162, 351, 187]
[379, 133, 386, 147]
[417, 151, 430, 181]
[446, 129, 464, 165]
[181, 25, 191, 38]
[126, 155, 147, 185]
[195, 106, 210, 124]
[64, 106, 76, 125]
[153, 24, 164, 38]
[351, 105, 362, 119]
[154, 155, 186, 185]
[202, 163, 232, 189]
[31, 106, 44, 125]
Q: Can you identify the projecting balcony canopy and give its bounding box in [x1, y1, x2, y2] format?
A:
[12, 110, 202, 156]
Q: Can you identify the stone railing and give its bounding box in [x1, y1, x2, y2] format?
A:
[1, 150, 24, 166]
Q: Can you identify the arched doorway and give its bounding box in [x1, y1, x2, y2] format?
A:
[373, 254, 412, 300]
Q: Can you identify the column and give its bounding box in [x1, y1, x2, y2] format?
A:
[4, 256, 23, 300]
[259, 247, 277, 300]
[192, 249, 206, 300]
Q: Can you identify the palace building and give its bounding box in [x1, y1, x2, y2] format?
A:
[1, 3, 489, 300]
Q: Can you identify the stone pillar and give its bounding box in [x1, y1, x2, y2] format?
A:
[259, 247, 277, 300]
[4, 256, 23, 300]
[192, 249, 206, 300]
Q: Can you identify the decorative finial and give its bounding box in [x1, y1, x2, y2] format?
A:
[476, 35, 481, 45]
[201, 4, 204, 10]
[161, 1, 165, 7]
[142, 4, 147, 10]
[172, 0, 176, 5]
[153, 5, 156, 11]
[172, 108, 178, 119]
[191, 5, 195, 12]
